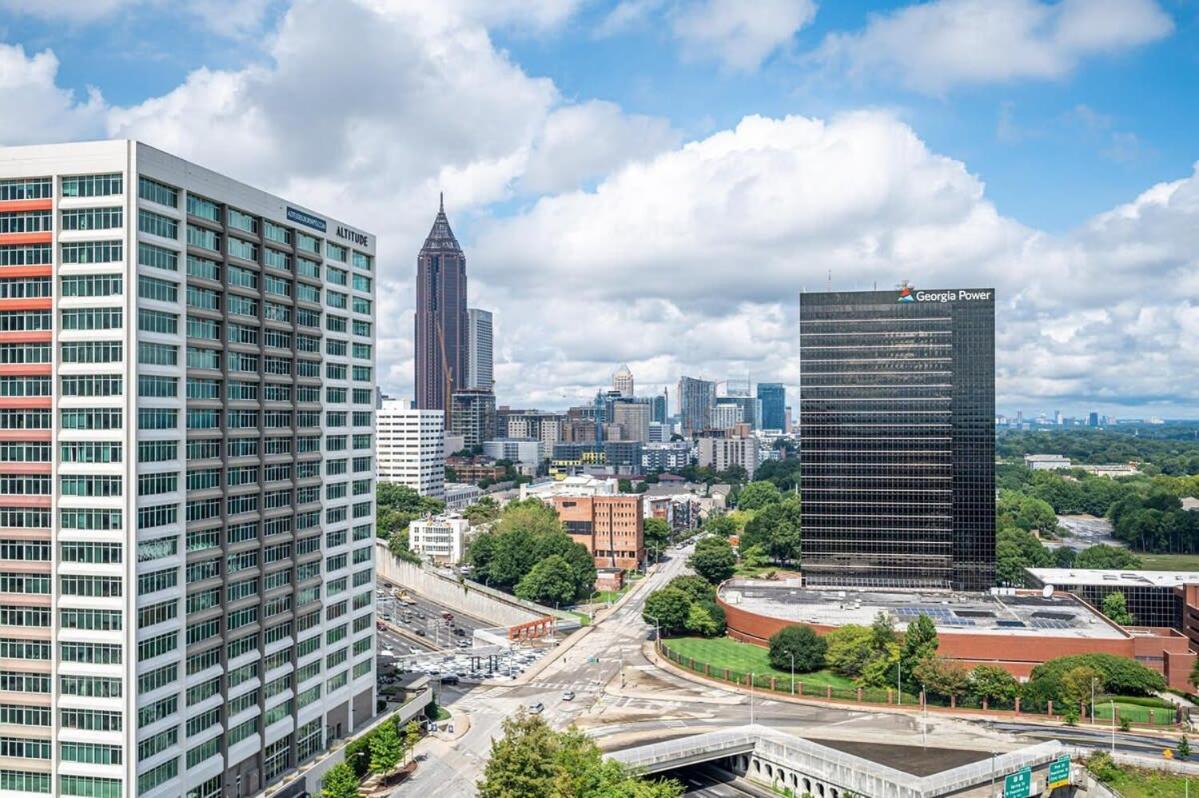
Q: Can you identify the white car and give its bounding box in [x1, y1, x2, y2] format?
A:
[528, 702, 544, 714]
[562, 691, 576, 701]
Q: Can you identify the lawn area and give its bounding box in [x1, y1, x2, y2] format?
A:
[1106, 766, 1197, 798]
[1135, 552, 1199, 571]
[663, 637, 855, 690]
[1092, 699, 1177, 725]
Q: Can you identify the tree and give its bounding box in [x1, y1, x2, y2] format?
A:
[703, 514, 737, 538]
[1101, 591, 1136, 626]
[642, 587, 692, 635]
[739, 543, 768, 570]
[1061, 666, 1105, 709]
[321, 763, 359, 798]
[768, 625, 827, 673]
[665, 575, 716, 605]
[1016, 496, 1059, 535]
[388, 529, 421, 564]
[913, 657, 970, 700]
[689, 537, 736, 584]
[644, 517, 672, 558]
[1030, 653, 1164, 697]
[996, 527, 1053, 586]
[684, 602, 719, 636]
[1075, 545, 1141, 570]
[515, 555, 578, 606]
[737, 481, 782, 511]
[403, 720, 421, 764]
[477, 713, 682, 798]
[900, 614, 939, 682]
[824, 625, 874, 678]
[1179, 735, 1191, 759]
[464, 497, 501, 525]
[369, 721, 404, 776]
[741, 497, 802, 565]
[969, 665, 1020, 705]
[1190, 656, 1199, 691]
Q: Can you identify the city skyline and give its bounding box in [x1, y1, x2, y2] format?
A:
[0, 2, 1195, 418]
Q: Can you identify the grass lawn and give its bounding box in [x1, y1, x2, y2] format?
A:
[1106, 767, 1197, 798]
[1092, 699, 1177, 725]
[566, 611, 591, 626]
[1135, 552, 1199, 571]
[663, 637, 855, 690]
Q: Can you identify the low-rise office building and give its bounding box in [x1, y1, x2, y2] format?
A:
[378, 401, 446, 499]
[408, 515, 472, 564]
[483, 437, 542, 467]
[553, 494, 645, 572]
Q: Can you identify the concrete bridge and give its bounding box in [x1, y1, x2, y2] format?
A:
[610, 725, 1071, 798]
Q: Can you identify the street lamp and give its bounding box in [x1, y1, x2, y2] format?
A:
[788, 653, 795, 695]
[644, 614, 661, 643]
[1111, 697, 1116, 754]
[749, 671, 755, 725]
[1091, 676, 1098, 726]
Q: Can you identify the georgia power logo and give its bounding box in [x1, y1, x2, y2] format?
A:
[897, 286, 914, 302]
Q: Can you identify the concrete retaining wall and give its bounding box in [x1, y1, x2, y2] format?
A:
[374, 542, 568, 627]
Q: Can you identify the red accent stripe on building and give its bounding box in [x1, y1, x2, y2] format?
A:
[0, 199, 52, 213]
[0, 266, 52, 279]
[0, 495, 50, 508]
[0, 398, 50, 409]
[0, 463, 51, 475]
[0, 365, 50, 377]
[0, 299, 51, 312]
[0, 233, 51, 246]
[0, 431, 50, 442]
[0, 333, 51, 344]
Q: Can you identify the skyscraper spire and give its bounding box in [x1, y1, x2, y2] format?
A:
[415, 195, 468, 414]
[439, 191, 444, 213]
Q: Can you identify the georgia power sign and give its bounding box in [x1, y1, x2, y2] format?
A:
[899, 287, 992, 303]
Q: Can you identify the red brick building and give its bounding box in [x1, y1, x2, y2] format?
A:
[553, 495, 645, 572]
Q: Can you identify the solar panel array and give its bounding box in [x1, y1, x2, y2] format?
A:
[894, 606, 976, 627]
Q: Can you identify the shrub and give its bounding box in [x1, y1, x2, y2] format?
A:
[768, 625, 826, 673]
[1029, 654, 1165, 697]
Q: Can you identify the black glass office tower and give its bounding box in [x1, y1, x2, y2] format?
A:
[798, 287, 995, 590]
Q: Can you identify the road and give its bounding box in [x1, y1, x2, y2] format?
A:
[386, 537, 1176, 797]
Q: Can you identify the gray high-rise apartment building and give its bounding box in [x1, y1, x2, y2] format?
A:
[677, 376, 715, 436]
[757, 382, 786, 431]
[0, 141, 378, 797]
[467, 307, 493, 390]
[799, 286, 995, 591]
[415, 196, 467, 415]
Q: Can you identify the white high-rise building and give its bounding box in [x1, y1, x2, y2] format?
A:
[613, 363, 634, 396]
[697, 435, 761, 478]
[377, 402, 446, 499]
[467, 307, 493, 389]
[0, 140, 378, 798]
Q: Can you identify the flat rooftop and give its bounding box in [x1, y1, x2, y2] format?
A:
[721, 580, 1125, 639]
[1027, 568, 1199, 589]
[809, 739, 990, 776]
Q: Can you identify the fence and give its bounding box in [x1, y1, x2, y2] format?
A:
[659, 641, 1181, 727]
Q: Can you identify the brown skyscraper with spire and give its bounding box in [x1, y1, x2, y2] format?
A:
[415, 194, 468, 415]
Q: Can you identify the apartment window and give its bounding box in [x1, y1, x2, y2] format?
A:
[228, 352, 258, 373]
[187, 409, 220, 430]
[264, 301, 291, 323]
[61, 374, 123, 397]
[187, 254, 220, 281]
[60, 509, 121, 530]
[139, 664, 177, 695]
[60, 475, 121, 497]
[138, 374, 178, 398]
[188, 378, 221, 400]
[264, 383, 291, 402]
[264, 248, 291, 271]
[0, 211, 49, 234]
[138, 536, 177, 562]
[0, 278, 50, 299]
[228, 237, 258, 262]
[297, 307, 321, 327]
[0, 177, 50, 201]
[62, 173, 122, 197]
[61, 207, 122, 231]
[0, 243, 51, 266]
[186, 223, 220, 251]
[352, 250, 372, 271]
[61, 273, 121, 296]
[264, 220, 291, 244]
[138, 567, 177, 595]
[353, 319, 371, 337]
[60, 541, 121, 563]
[60, 644, 122, 666]
[138, 176, 177, 206]
[187, 346, 220, 370]
[139, 408, 178, 430]
[61, 407, 121, 430]
[60, 675, 121, 698]
[139, 440, 177, 462]
[187, 284, 220, 311]
[228, 207, 258, 234]
[327, 290, 347, 309]
[139, 341, 177, 366]
[0, 377, 49, 397]
[326, 242, 347, 261]
[60, 441, 120, 463]
[138, 472, 178, 496]
[327, 266, 347, 286]
[138, 600, 178, 629]
[298, 257, 320, 279]
[353, 273, 372, 292]
[62, 307, 122, 330]
[353, 296, 372, 315]
[187, 194, 220, 221]
[228, 294, 257, 318]
[139, 308, 178, 334]
[139, 208, 178, 239]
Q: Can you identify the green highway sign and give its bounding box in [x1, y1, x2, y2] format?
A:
[1048, 756, 1071, 789]
[1003, 766, 1032, 798]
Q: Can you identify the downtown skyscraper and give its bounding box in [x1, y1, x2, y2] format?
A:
[0, 140, 378, 798]
[799, 286, 996, 591]
[414, 196, 468, 414]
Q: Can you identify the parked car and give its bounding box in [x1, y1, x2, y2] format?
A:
[562, 691, 576, 701]
[528, 702, 544, 714]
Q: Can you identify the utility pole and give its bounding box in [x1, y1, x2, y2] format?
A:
[749, 672, 755, 725]
[789, 653, 795, 695]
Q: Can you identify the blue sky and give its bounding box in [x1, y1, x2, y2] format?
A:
[1, 0, 1197, 416]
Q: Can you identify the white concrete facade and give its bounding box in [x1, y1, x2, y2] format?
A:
[0, 140, 378, 798]
[377, 401, 446, 500]
[408, 515, 471, 564]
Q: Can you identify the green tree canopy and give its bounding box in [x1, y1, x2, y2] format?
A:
[1075, 545, 1141, 570]
[369, 721, 404, 776]
[321, 763, 359, 798]
[996, 527, 1053, 586]
[900, 613, 939, 680]
[478, 713, 682, 798]
[665, 575, 716, 605]
[969, 665, 1020, 704]
[1030, 653, 1164, 697]
[515, 555, 579, 606]
[913, 656, 970, 699]
[703, 514, 737, 538]
[740, 497, 801, 565]
[737, 481, 782, 511]
[1100, 591, 1136, 626]
[688, 537, 737, 584]
[768, 625, 827, 673]
[467, 499, 594, 601]
[684, 602, 719, 636]
[824, 624, 874, 678]
[464, 497, 501, 525]
[1015, 496, 1059, 535]
[644, 517, 672, 557]
[642, 587, 692, 635]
